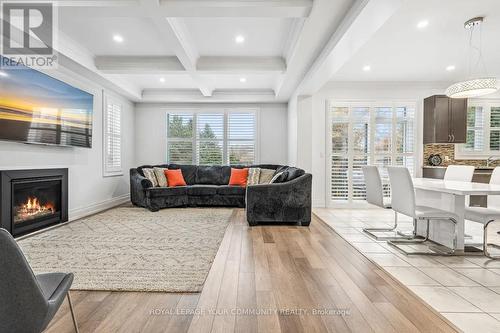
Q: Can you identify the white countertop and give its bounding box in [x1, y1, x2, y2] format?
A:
[413, 178, 500, 195]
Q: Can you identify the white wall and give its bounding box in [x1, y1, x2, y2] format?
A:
[0, 66, 135, 220]
[289, 81, 451, 207]
[135, 103, 288, 166]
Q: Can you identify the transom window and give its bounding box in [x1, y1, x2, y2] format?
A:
[456, 100, 500, 159]
[328, 102, 415, 204]
[166, 110, 257, 165]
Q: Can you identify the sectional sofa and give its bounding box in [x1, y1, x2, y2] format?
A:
[130, 164, 312, 226]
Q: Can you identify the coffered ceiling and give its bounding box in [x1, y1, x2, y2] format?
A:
[51, 0, 358, 102]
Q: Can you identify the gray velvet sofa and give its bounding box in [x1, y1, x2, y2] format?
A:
[130, 164, 312, 226]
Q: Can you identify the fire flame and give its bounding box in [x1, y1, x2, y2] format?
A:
[21, 197, 54, 215]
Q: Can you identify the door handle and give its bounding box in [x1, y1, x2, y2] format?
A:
[448, 134, 451, 142]
[452, 134, 455, 142]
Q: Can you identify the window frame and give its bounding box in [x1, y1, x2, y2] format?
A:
[103, 93, 123, 177]
[166, 108, 259, 165]
[326, 100, 417, 207]
[455, 99, 500, 160]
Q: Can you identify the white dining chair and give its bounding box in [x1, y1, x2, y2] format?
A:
[464, 166, 500, 259]
[444, 165, 475, 182]
[362, 166, 415, 240]
[387, 166, 459, 255]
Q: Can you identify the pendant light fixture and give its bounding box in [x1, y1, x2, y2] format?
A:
[445, 17, 498, 98]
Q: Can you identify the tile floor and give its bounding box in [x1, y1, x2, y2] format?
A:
[314, 207, 500, 333]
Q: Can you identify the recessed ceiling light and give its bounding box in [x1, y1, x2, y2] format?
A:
[239, 77, 247, 83]
[159, 77, 166, 83]
[113, 34, 124, 43]
[362, 65, 371, 72]
[0, 71, 8, 77]
[446, 65, 456, 71]
[235, 35, 245, 44]
[417, 20, 429, 29]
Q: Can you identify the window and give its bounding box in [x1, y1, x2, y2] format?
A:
[456, 100, 500, 159]
[167, 110, 257, 165]
[103, 96, 122, 176]
[328, 102, 415, 204]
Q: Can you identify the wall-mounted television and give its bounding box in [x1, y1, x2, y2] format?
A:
[0, 57, 93, 148]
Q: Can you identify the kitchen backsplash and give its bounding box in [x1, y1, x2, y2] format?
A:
[423, 144, 500, 168]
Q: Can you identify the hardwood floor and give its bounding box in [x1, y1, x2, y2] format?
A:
[46, 209, 459, 333]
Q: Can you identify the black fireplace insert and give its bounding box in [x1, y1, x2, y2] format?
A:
[0, 169, 68, 237]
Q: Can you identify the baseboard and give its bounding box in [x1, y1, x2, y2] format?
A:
[69, 193, 130, 221]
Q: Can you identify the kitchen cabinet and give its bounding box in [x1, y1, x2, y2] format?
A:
[423, 95, 468, 144]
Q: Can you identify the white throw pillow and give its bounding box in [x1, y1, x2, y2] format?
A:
[142, 168, 159, 187]
[153, 167, 168, 187]
[259, 168, 275, 184]
[247, 168, 261, 186]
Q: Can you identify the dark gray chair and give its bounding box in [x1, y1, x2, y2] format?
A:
[0, 228, 79, 333]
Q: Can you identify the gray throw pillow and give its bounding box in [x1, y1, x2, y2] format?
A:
[270, 171, 285, 184]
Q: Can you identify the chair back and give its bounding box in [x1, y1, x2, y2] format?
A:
[444, 165, 475, 182]
[387, 166, 416, 217]
[488, 166, 500, 209]
[362, 166, 385, 208]
[0, 229, 48, 332]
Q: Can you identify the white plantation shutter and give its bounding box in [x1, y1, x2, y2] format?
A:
[330, 107, 349, 201]
[104, 97, 122, 176]
[465, 106, 485, 152]
[167, 113, 194, 164]
[456, 101, 500, 158]
[166, 110, 257, 165]
[197, 113, 224, 165]
[228, 112, 256, 165]
[329, 102, 416, 205]
[490, 107, 500, 151]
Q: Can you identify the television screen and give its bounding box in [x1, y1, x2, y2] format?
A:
[0, 58, 93, 148]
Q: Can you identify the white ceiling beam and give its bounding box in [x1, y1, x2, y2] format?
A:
[142, 89, 277, 103]
[95, 56, 184, 73]
[282, 18, 306, 62]
[293, 0, 404, 96]
[139, 0, 213, 96]
[197, 57, 286, 74]
[159, 0, 313, 18]
[56, 0, 312, 18]
[55, 0, 139, 6]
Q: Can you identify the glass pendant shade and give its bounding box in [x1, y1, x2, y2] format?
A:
[446, 77, 499, 98]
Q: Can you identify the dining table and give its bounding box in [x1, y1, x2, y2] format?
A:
[412, 178, 500, 253]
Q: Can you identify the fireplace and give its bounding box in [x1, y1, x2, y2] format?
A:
[0, 169, 68, 237]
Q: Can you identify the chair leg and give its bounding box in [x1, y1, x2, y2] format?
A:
[67, 292, 79, 333]
[484, 220, 500, 260]
[388, 218, 457, 256]
[363, 211, 416, 241]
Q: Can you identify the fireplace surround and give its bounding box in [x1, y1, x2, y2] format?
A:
[0, 169, 68, 237]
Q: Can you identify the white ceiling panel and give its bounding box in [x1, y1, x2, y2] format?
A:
[59, 16, 175, 56]
[330, 0, 500, 82]
[183, 18, 294, 56]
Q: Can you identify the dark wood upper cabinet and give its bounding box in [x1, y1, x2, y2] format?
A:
[423, 95, 467, 144]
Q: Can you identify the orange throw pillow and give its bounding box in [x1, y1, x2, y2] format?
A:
[165, 169, 187, 187]
[229, 168, 249, 187]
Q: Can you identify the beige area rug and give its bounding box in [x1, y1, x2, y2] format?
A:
[18, 206, 233, 292]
